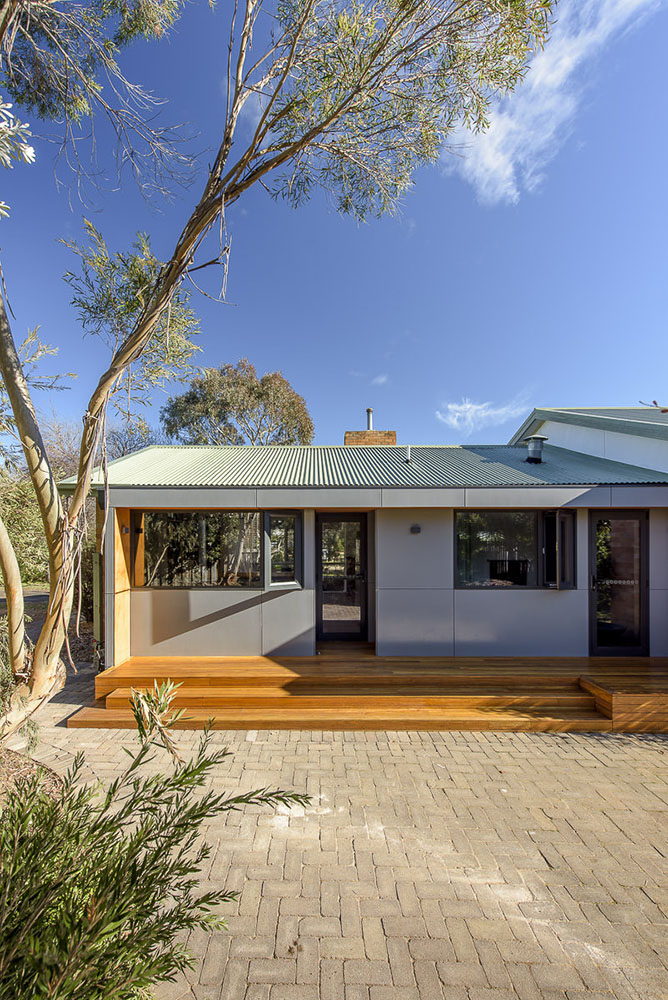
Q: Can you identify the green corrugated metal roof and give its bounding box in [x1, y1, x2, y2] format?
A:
[509, 407, 668, 444]
[58, 444, 668, 491]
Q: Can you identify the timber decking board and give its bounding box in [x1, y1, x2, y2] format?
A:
[579, 676, 668, 732]
[104, 686, 599, 710]
[94, 654, 668, 697]
[71, 652, 668, 733]
[67, 706, 613, 732]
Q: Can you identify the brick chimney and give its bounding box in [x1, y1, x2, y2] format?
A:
[344, 408, 397, 446]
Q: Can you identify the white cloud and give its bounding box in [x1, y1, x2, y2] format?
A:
[371, 373, 389, 386]
[435, 397, 529, 435]
[445, 0, 662, 205]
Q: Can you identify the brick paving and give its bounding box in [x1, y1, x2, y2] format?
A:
[9, 664, 668, 1000]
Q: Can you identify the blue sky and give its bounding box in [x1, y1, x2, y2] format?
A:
[2, 0, 668, 446]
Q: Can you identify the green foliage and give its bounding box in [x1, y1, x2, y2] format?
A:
[1, 0, 184, 125]
[63, 222, 201, 426]
[76, 541, 97, 626]
[0, 96, 35, 219]
[130, 680, 186, 761]
[161, 358, 314, 446]
[252, 0, 553, 220]
[0, 471, 49, 583]
[0, 705, 309, 997]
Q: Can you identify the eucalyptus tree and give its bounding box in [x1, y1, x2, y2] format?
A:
[161, 359, 314, 446]
[0, 0, 554, 736]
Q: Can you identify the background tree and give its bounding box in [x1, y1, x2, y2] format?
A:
[106, 423, 168, 460]
[0, 0, 554, 735]
[161, 358, 314, 446]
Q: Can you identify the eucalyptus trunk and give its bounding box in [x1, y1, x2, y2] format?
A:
[0, 296, 69, 739]
[0, 512, 25, 677]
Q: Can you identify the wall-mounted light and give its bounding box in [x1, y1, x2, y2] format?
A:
[410, 524, 421, 534]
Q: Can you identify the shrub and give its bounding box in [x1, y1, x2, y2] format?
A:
[0, 684, 308, 998]
[76, 541, 97, 625]
[0, 472, 49, 584]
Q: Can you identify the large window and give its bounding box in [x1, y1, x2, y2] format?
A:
[132, 510, 302, 589]
[134, 511, 262, 588]
[455, 511, 576, 589]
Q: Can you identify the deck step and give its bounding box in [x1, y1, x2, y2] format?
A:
[579, 677, 668, 732]
[105, 686, 598, 711]
[68, 705, 611, 732]
[96, 669, 585, 698]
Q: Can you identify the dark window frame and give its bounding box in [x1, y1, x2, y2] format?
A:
[454, 509, 577, 591]
[264, 511, 304, 590]
[130, 509, 303, 591]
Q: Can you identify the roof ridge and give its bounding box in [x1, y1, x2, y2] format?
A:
[119, 443, 530, 451]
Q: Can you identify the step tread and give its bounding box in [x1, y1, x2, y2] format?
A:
[96, 673, 585, 697]
[105, 686, 597, 709]
[69, 705, 612, 732]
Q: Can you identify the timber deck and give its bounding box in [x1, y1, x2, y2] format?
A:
[66, 644, 668, 733]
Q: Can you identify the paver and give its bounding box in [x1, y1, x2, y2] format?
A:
[10, 663, 668, 1000]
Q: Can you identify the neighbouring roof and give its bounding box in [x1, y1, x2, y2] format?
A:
[58, 444, 668, 491]
[509, 407, 668, 445]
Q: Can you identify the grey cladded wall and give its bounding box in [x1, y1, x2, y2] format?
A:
[650, 508, 668, 656]
[106, 488, 668, 663]
[373, 508, 591, 656]
[373, 506, 668, 656]
[126, 510, 316, 659]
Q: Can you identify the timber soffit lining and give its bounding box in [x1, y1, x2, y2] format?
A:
[58, 444, 668, 491]
[509, 407, 668, 445]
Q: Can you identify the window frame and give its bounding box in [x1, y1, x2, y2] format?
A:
[454, 509, 577, 591]
[264, 511, 304, 590]
[130, 509, 303, 591]
[539, 510, 577, 590]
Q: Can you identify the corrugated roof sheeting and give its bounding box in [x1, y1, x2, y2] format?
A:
[59, 444, 668, 490]
[509, 406, 668, 445]
[553, 407, 668, 426]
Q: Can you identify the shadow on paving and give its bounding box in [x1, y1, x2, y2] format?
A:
[8, 656, 668, 1000]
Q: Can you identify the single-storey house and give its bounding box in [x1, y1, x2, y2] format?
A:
[62, 406, 668, 732]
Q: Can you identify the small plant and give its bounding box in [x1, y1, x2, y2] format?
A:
[130, 680, 187, 761]
[0, 685, 309, 998]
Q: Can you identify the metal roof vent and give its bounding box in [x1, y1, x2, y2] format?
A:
[366, 407, 373, 430]
[524, 434, 548, 464]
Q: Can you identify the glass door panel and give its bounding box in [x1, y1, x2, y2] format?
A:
[317, 515, 367, 640]
[590, 512, 648, 655]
